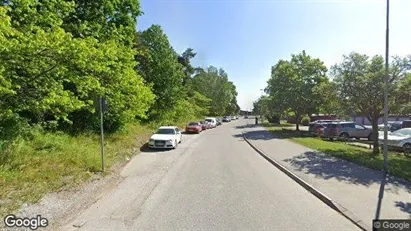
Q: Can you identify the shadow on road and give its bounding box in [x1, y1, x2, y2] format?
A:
[283, 151, 411, 192]
[181, 131, 199, 135]
[394, 201, 411, 217]
[234, 124, 255, 129]
[240, 129, 311, 140]
[139, 143, 171, 153]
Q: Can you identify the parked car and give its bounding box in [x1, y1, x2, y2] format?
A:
[244, 115, 249, 119]
[385, 120, 411, 132]
[199, 121, 208, 130]
[378, 128, 411, 154]
[148, 126, 182, 149]
[205, 117, 217, 128]
[222, 116, 231, 122]
[321, 121, 374, 141]
[185, 122, 202, 134]
[309, 120, 338, 136]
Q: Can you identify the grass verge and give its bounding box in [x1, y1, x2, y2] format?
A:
[262, 122, 411, 182]
[0, 117, 202, 217]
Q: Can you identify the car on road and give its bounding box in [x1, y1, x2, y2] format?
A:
[205, 117, 217, 128]
[148, 126, 182, 149]
[185, 122, 202, 134]
[216, 118, 222, 126]
[378, 128, 411, 154]
[222, 116, 231, 122]
[321, 121, 374, 141]
[199, 121, 209, 130]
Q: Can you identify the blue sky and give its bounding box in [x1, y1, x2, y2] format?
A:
[138, 0, 411, 111]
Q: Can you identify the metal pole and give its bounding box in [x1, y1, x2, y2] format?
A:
[100, 97, 105, 172]
[375, 0, 389, 220]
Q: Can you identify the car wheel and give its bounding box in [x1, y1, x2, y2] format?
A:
[179, 135, 182, 143]
[339, 133, 349, 140]
[403, 143, 411, 157]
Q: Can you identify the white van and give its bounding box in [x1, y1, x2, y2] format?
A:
[205, 117, 217, 128]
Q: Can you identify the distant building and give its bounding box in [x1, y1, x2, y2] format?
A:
[352, 115, 411, 125]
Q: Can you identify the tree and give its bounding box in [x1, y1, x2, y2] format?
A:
[313, 80, 344, 116]
[266, 50, 328, 131]
[1, 2, 154, 133]
[62, 0, 141, 45]
[191, 66, 237, 116]
[178, 48, 196, 86]
[331, 52, 409, 154]
[135, 25, 185, 121]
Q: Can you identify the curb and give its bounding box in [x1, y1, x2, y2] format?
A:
[242, 131, 370, 231]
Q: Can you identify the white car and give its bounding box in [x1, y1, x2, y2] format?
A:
[205, 117, 217, 128]
[148, 126, 182, 149]
[378, 128, 411, 153]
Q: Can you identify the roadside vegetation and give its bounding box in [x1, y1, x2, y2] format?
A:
[253, 50, 411, 181]
[0, 1, 240, 216]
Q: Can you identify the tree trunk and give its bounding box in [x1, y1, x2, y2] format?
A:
[295, 113, 300, 131]
[370, 115, 380, 154]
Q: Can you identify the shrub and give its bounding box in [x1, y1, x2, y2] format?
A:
[301, 116, 311, 126]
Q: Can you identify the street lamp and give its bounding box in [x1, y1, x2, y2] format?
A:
[375, 0, 390, 221]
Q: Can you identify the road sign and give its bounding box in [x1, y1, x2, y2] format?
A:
[94, 97, 109, 112]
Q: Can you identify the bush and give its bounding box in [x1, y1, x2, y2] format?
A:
[301, 116, 311, 126]
[267, 115, 280, 124]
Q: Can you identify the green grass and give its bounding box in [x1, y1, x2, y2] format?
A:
[264, 123, 411, 182]
[0, 117, 202, 217]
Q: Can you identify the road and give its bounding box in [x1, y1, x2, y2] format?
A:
[59, 119, 359, 231]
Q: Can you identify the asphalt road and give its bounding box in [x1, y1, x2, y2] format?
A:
[59, 119, 359, 231]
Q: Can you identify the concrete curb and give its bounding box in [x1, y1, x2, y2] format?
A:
[242, 131, 370, 231]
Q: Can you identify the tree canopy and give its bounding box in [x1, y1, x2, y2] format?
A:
[266, 50, 328, 130]
[0, 1, 239, 137]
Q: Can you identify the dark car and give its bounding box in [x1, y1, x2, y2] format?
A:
[222, 116, 231, 122]
[389, 120, 411, 132]
[309, 120, 338, 136]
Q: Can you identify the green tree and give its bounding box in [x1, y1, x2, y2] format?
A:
[313, 80, 344, 117]
[191, 66, 237, 116]
[266, 50, 328, 131]
[62, 0, 141, 45]
[135, 25, 185, 121]
[331, 52, 409, 154]
[178, 48, 196, 86]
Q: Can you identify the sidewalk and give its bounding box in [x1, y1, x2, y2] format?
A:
[243, 124, 411, 231]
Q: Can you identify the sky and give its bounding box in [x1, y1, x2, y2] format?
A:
[138, 0, 411, 111]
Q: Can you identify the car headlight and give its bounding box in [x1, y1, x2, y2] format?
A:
[149, 139, 154, 142]
[167, 139, 173, 142]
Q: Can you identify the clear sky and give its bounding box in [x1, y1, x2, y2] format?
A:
[138, 0, 411, 111]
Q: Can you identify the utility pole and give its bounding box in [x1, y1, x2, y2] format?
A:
[375, 0, 390, 220]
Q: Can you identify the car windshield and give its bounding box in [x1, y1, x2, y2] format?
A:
[155, 128, 175, 135]
[188, 123, 199, 126]
[391, 129, 411, 137]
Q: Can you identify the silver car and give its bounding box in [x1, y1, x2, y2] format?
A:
[322, 122, 374, 140]
[378, 128, 411, 154]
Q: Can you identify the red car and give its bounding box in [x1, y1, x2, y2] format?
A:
[185, 122, 203, 134]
